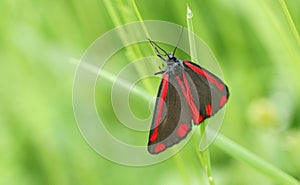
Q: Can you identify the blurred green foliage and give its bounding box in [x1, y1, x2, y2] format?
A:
[1, 0, 300, 185]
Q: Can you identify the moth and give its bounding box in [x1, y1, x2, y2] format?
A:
[147, 38, 229, 154]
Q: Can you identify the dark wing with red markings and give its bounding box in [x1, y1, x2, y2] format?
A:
[148, 61, 229, 154]
[183, 60, 229, 124]
[148, 73, 193, 154]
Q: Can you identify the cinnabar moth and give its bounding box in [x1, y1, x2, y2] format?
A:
[147, 38, 229, 154]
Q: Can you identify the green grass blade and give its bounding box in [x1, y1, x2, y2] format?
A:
[186, 4, 198, 63]
[187, 4, 215, 185]
[215, 134, 300, 185]
[278, 0, 300, 48]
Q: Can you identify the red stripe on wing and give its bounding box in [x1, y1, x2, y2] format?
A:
[184, 61, 225, 91]
[175, 72, 203, 124]
[149, 74, 169, 142]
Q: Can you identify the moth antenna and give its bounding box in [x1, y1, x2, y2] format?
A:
[172, 26, 184, 56]
[147, 38, 169, 61]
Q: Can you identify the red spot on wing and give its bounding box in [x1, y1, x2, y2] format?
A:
[220, 95, 227, 107]
[184, 61, 225, 91]
[150, 74, 169, 143]
[155, 143, 166, 153]
[194, 115, 203, 125]
[206, 104, 212, 116]
[177, 123, 189, 138]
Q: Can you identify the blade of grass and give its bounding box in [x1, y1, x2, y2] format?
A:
[200, 124, 215, 185]
[103, 0, 155, 94]
[186, 4, 198, 63]
[69, 58, 153, 101]
[187, 4, 215, 185]
[278, 0, 300, 48]
[131, 0, 166, 81]
[215, 134, 300, 185]
[131, 0, 151, 38]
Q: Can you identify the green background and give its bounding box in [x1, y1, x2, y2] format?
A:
[1, 0, 300, 185]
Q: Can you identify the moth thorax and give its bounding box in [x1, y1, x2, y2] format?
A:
[168, 65, 183, 76]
